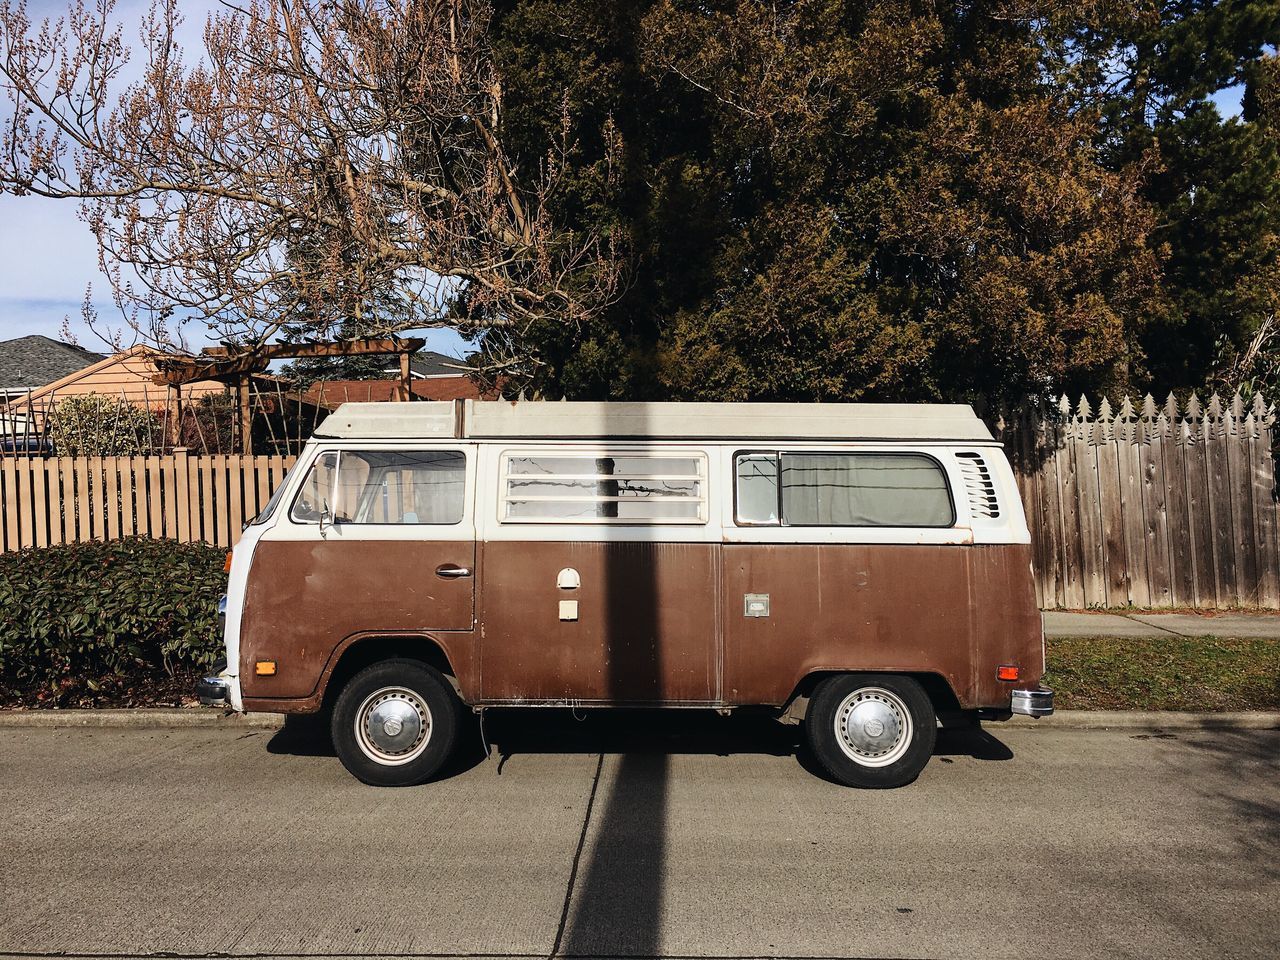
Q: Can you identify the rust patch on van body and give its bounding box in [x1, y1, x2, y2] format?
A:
[721, 542, 1041, 708]
[240, 538, 1039, 713]
[239, 539, 477, 702]
[476, 541, 719, 704]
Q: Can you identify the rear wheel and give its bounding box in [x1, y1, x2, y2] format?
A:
[804, 674, 936, 788]
[331, 659, 461, 786]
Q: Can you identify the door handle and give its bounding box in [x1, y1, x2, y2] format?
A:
[435, 564, 472, 579]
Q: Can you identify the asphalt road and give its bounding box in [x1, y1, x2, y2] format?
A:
[0, 712, 1275, 960]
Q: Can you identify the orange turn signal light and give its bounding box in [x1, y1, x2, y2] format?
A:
[997, 665, 1020, 682]
[223, 551, 233, 573]
[255, 660, 277, 676]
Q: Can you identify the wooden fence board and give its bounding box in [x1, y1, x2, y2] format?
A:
[1206, 432, 1236, 606]
[14, 459, 33, 548]
[30, 458, 49, 548]
[162, 454, 178, 540]
[1250, 430, 1280, 609]
[212, 455, 230, 547]
[2, 457, 19, 551]
[146, 456, 163, 538]
[74, 457, 92, 543]
[254, 457, 270, 526]
[109, 455, 124, 542]
[120, 460, 138, 542]
[175, 451, 192, 543]
[1142, 433, 1172, 607]
[1163, 434, 1194, 607]
[1036, 429, 1066, 609]
[1096, 438, 1128, 606]
[1227, 428, 1258, 605]
[87, 458, 100, 542]
[1056, 437, 1086, 609]
[105, 457, 121, 540]
[1118, 430, 1150, 607]
[226, 456, 245, 543]
[1183, 433, 1214, 606]
[56, 458, 74, 545]
[1073, 436, 1106, 606]
[194, 460, 209, 547]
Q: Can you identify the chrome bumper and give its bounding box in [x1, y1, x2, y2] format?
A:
[1011, 686, 1055, 717]
[199, 594, 232, 706]
[196, 674, 229, 706]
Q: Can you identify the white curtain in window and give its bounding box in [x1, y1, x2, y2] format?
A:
[781, 454, 950, 526]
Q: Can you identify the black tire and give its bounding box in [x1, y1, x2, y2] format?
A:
[804, 674, 937, 788]
[331, 658, 462, 787]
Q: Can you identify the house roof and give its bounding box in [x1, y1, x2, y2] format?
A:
[407, 351, 467, 377]
[0, 335, 106, 390]
[2, 345, 269, 410]
[305, 375, 488, 409]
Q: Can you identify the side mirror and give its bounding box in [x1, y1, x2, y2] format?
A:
[319, 499, 334, 538]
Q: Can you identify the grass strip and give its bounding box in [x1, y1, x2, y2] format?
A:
[1045, 635, 1280, 711]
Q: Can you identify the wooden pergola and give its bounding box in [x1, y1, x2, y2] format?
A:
[151, 337, 426, 454]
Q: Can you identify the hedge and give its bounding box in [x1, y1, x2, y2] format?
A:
[0, 538, 227, 701]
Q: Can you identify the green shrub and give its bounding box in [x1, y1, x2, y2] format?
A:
[45, 394, 163, 456]
[0, 538, 228, 701]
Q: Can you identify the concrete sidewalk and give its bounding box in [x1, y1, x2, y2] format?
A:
[1043, 610, 1280, 638]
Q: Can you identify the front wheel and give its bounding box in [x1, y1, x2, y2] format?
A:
[804, 674, 937, 788]
[331, 659, 462, 786]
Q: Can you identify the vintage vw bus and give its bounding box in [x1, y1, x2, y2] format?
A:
[200, 401, 1052, 788]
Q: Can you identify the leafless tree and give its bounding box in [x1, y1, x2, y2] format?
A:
[0, 0, 623, 365]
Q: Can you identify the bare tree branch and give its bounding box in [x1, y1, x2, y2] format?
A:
[0, 0, 624, 355]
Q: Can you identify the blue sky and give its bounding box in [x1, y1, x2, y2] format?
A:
[0, 0, 470, 358]
[0, 191, 471, 358]
[0, 2, 1249, 355]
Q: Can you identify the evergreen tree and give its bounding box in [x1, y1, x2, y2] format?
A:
[1090, 0, 1280, 388]
[488, 0, 1165, 403]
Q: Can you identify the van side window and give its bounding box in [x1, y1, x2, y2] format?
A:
[734, 452, 953, 527]
[501, 452, 706, 522]
[290, 450, 466, 524]
[735, 453, 780, 524]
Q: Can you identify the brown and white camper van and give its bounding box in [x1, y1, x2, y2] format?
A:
[199, 401, 1052, 788]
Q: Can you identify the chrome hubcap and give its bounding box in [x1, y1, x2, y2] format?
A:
[355, 687, 432, 765]
[836, 687, 912, 767]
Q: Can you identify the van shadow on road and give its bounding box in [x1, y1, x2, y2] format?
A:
[265, 707, 1013, 778]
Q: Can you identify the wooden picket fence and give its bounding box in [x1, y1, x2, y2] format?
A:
[3, 392, 1278, 610]
[1001, 392, 1280, 610]
[0, 451, 297, 551]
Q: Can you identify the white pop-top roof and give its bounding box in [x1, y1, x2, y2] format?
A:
[314, 400, 995, 442]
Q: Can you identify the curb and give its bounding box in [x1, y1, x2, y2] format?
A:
[0, 708, 284, 729]
[0, 707, 1276, 731]
[1004, 710, 1280, 731]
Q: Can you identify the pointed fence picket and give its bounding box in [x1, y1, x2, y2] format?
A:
[1000, 391, 1280, 610]
[0, 451, 297, 551]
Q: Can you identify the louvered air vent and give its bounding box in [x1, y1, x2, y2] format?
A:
[956, 452, 1000, 519]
